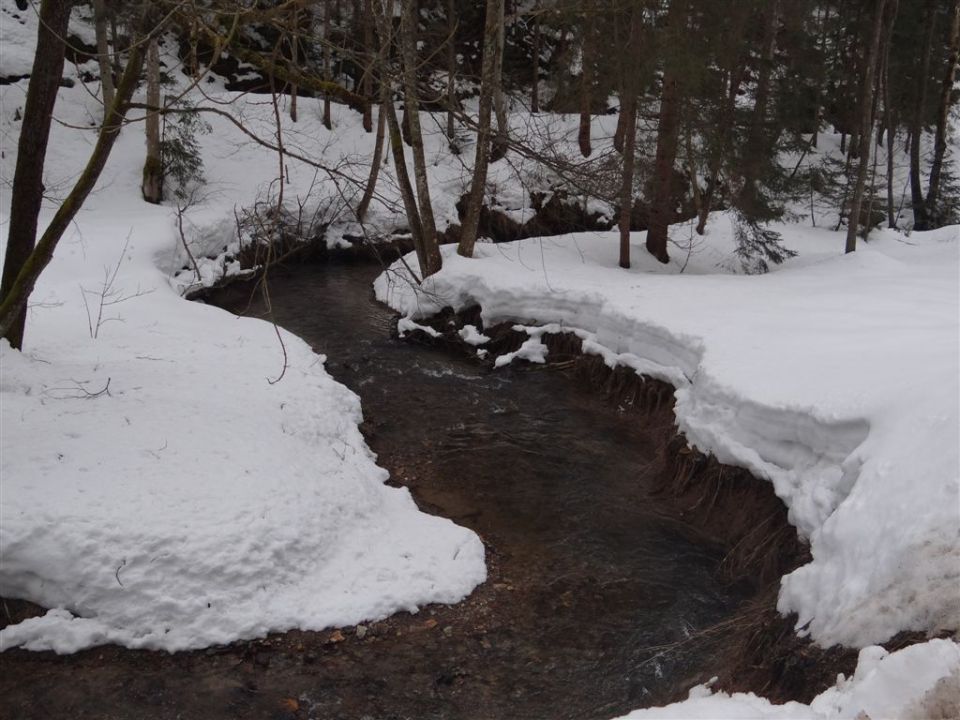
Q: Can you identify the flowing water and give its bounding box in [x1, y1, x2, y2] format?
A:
[204, 259, 748, 718]
[1, 258, 751, 720]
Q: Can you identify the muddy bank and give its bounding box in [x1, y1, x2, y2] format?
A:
[2, 258, 855, 719]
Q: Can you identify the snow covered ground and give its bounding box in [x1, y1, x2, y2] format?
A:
[617, 639, 960, 720]
[0, 8, 485, 654]
[1, 4, 958, 716]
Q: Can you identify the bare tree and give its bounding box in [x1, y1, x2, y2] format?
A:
[577, 0, 594, 158]
[617, 2, 644, 269]
[646, 0, 689, 264]
[846, 0, 896, 253]
[141, 35, 163, 204]
[926, 0, 960, 223]
[0, 0, 74, 348]
[398, 0, 441, 274]
[458, 0, 505, 258]
[0, 7, 152, 342]
[93, 0, 115, 115]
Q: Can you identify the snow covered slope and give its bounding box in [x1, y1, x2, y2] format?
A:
[376, 219, 960, 650]
[0, 12, 485, 654]
[616, 639, 960, 720]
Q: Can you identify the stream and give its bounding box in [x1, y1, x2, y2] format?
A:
[205, 258, 749, 718]
[1, 257, 753, 720]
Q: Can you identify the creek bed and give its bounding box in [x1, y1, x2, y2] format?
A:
[2, 257, 785, 720]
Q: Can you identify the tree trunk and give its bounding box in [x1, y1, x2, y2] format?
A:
[846, 0, 894, 253]
[739, 0, 780, 213]
[577, 1, 594, 158]
[289, 5, 299, 122]
[446, 0, 457, 139]
[530, 1, 540, 113]
[323, 0, 333, 130]
[618, 4, 643, 269]
[399, 0, 441, 275]
[925, 0, 960, 225]
[0, 17, 148, 342]
[491, 2, 509, 161]
[883, 6, 897, 228]
[698, 21, 747, 236]
[910, 0, 937, 230]
[362, 0, 374, 132]
[370, 0, 434, 278]
[0, 0, 73, 349]
[458, 0, 504, 258]
[357, 104, 386, 222]
[646, 0, 688, 264]
[92, 0, 114, 116]
[141, 36, 163, 204]
[383, 90, 427, 274]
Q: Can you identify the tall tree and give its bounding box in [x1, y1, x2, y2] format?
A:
[909, 0, 937, 229]
[646, 0, 689, 264]
[617, 3, 644, 269]
[577, 0, 595, 158]
[398, 0, 441, 275]
[92, 0, 115, 115]
[846, 0, 897, 253]
[458, 0, 505, 258]
[1, 9, 151, 342]
[925, 0, 960, 224]
[141, 35, 163, 204]
[0, 0, 74, 348]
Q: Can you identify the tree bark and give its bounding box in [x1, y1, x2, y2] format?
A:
[458, 0, 504, 258]
[356, 104, 386, 221]
[882, 5, 897, 228]
[92, 0, 114, 116]
[0, 19, 148, 342]
[618, 4, 643, 269]
[323, 0, 333, 130]
[362, 0, 374, 132]
[0, 0, 73, 349]
[926, 0, 960, 224]
[491, 1, 509, 161]
[399, 0, 440, 275]
[739, 0, 780, 214]
[909, 0, 937, 230]
[646, 0, 688, 264]
[446, 0, 457, 139]
[846, 0, 894, 253]
[530, 1, 540, 113]
[289, 5, 299, 122]
[577, 1, 594, 158]
[141, 36, 163, 204]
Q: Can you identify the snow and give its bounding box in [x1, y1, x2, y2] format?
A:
[0, 24, 485, 654]
[615, 639, 960, 720]
[397, 316, 441, 338]
[458, 323, 490, 345]
[0, 7, 957, 717]
[376, 218, 960, 650]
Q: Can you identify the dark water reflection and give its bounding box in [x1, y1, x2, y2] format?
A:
[207, 259, 746, 719]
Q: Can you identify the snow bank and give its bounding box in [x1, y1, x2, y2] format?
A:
[616, 639, 960, 720]
[0, 32, 484, 654]
[376, 219, 960, 649]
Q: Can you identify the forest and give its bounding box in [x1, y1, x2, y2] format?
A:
[0, 0, 958, 718]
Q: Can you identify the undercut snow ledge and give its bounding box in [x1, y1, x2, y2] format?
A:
[374, 226, 960, 648]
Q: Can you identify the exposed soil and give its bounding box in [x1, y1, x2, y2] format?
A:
[1, 257, 856, 719]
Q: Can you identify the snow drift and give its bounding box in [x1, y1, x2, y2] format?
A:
[376, 219, 960, 649]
